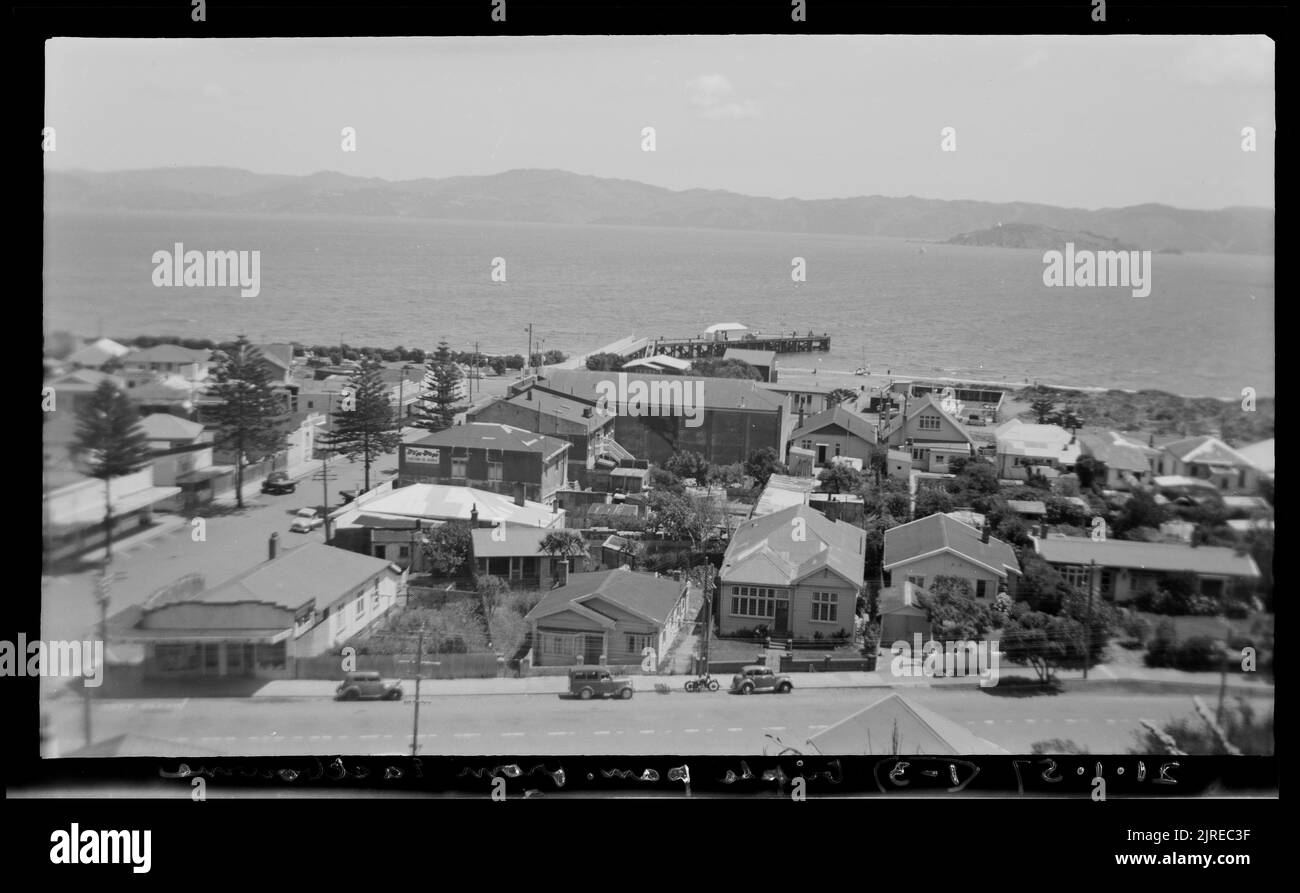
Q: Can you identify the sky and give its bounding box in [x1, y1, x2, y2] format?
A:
[44, 35, 1274, 210]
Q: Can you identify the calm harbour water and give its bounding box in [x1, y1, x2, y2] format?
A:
[43, 210, 1275, 399]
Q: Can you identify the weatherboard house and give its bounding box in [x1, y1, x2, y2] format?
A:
[524, 568, 690, 669]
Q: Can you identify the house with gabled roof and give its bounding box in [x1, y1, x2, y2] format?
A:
[65, 337, 131, 370]
[1236, 438, 1274, 483]
[994, 419, 1081, 480]
[789, 404, 878, 468]
[1078, 430, 1160, 488]
[883, 513, 1022, 603]
[718, 503, 865, 640]
[524, 568, 691, 668]
[122, 344, 213, 381]
[883, 394, 975, 472]
[1156, 435, 1259, 492]
[106, 542, 405, 679]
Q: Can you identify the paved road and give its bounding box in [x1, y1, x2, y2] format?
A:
[40, 450, 399, 644]
[44, 687, 1272, 757]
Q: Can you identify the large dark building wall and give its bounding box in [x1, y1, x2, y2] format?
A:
[612, 409, 782, 465]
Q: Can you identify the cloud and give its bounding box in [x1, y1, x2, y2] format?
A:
[687, 74, 760, 119]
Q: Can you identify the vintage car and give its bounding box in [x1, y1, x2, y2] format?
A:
[568, 666, 634, 700]
[730, 665, 794, 695]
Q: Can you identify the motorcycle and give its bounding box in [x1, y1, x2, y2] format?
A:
[683, 674, 721, 693]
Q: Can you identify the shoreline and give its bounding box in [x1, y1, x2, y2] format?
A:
[53, 329, 1274, 405]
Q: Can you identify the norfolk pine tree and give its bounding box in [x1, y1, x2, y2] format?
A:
[412, 339, 466, 432]
[320, 359, 402, 491]
[206, 337, 289, 509]
[73, 379, 153, 562]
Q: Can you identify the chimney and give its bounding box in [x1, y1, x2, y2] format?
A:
[1039, 521, 1048, 538]
[268, 532, 279, 560]
[470, 504, 479, 525]
[981, 523, 991, 544]
[514, 482, 526, 507]
[526, 389, 532, 401]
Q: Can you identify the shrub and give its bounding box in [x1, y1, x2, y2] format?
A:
[1223, 600, 1251, 619]
[1121, 613, 1151, 646]
[1171, 636, 1221, 672]
[1144, 619, 1178, 668]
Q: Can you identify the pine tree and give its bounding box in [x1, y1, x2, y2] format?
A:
[320, 359, 402, 490]
[206, 336, 289, 509]
[412, 339, 466, 431]
[74, 379, 153, 562]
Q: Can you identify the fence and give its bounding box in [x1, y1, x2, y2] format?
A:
[294, 652, 505, 680]
[405, 585, 478, 608]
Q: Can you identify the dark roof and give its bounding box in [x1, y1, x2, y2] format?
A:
[883, 513, 1021, 577]
[537, 369, 785, 413]
[409, 423, 569, 458]
[525, 569, 685, 626]
[790, 405, 878, 444]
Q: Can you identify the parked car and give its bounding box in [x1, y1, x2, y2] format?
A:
[568, 666, 634, 700]
[261, 472, 297, 494]
[290, 508, 324, 533]
[730, 665, 793, 695]
[335, 671, 403, 701]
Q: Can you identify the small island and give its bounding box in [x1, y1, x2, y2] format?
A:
[947, 221, 1136, 251]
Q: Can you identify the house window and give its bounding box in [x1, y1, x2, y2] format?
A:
[730, 586, 778, 618]
[543, 634, 576, 655]
[1099, 570, 1114, 597]
[800, 440, 812, 450]
[834, 445, 842, 456]
[487, 461, 504, 482]
[918, 414, 941, 431]
[354, 593, 365, 619]
[935, 454, 946, 465]
[907, 575, 926, 591]
[975, 580, 988, 599]
[626, 633, 653, 654]
[1058, 565, 1092, 591]
[452, 458, 468, 479]
[372, 591, 381, 612]
[811, 591, 838, 622]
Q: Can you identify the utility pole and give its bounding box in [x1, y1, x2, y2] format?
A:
[702, 568, 712, 671]
[526, 324, 533, 376]
[411, 629, 424, 756]
[84, 566, 120, 747]
[1083, 558, 1096, 680]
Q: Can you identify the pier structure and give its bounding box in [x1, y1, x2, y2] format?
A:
[622, 331, 831, 363]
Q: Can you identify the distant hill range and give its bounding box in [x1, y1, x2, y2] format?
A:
[946, 222, 1140, 252]
[44, 167, 1273, 255]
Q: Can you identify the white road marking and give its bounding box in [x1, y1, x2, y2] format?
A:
[453, 733, 479, 738]
[684, 729, 699, 733]
[1065, 718, 1077, 724]
[640, 730, 655, 734]
[1024, 719, 1036, 724]
[593, 731, 610, 736]
[765, 726, 786, 732]
[502, 732, 525, 737]
[546, 731, 570, 736]
[360, 735, 381, 740]
[984, 720, 996, 725]
[728, 728, 743, 732]
[1106, 719, 1117, 724]
[808, 725, 828, 730]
